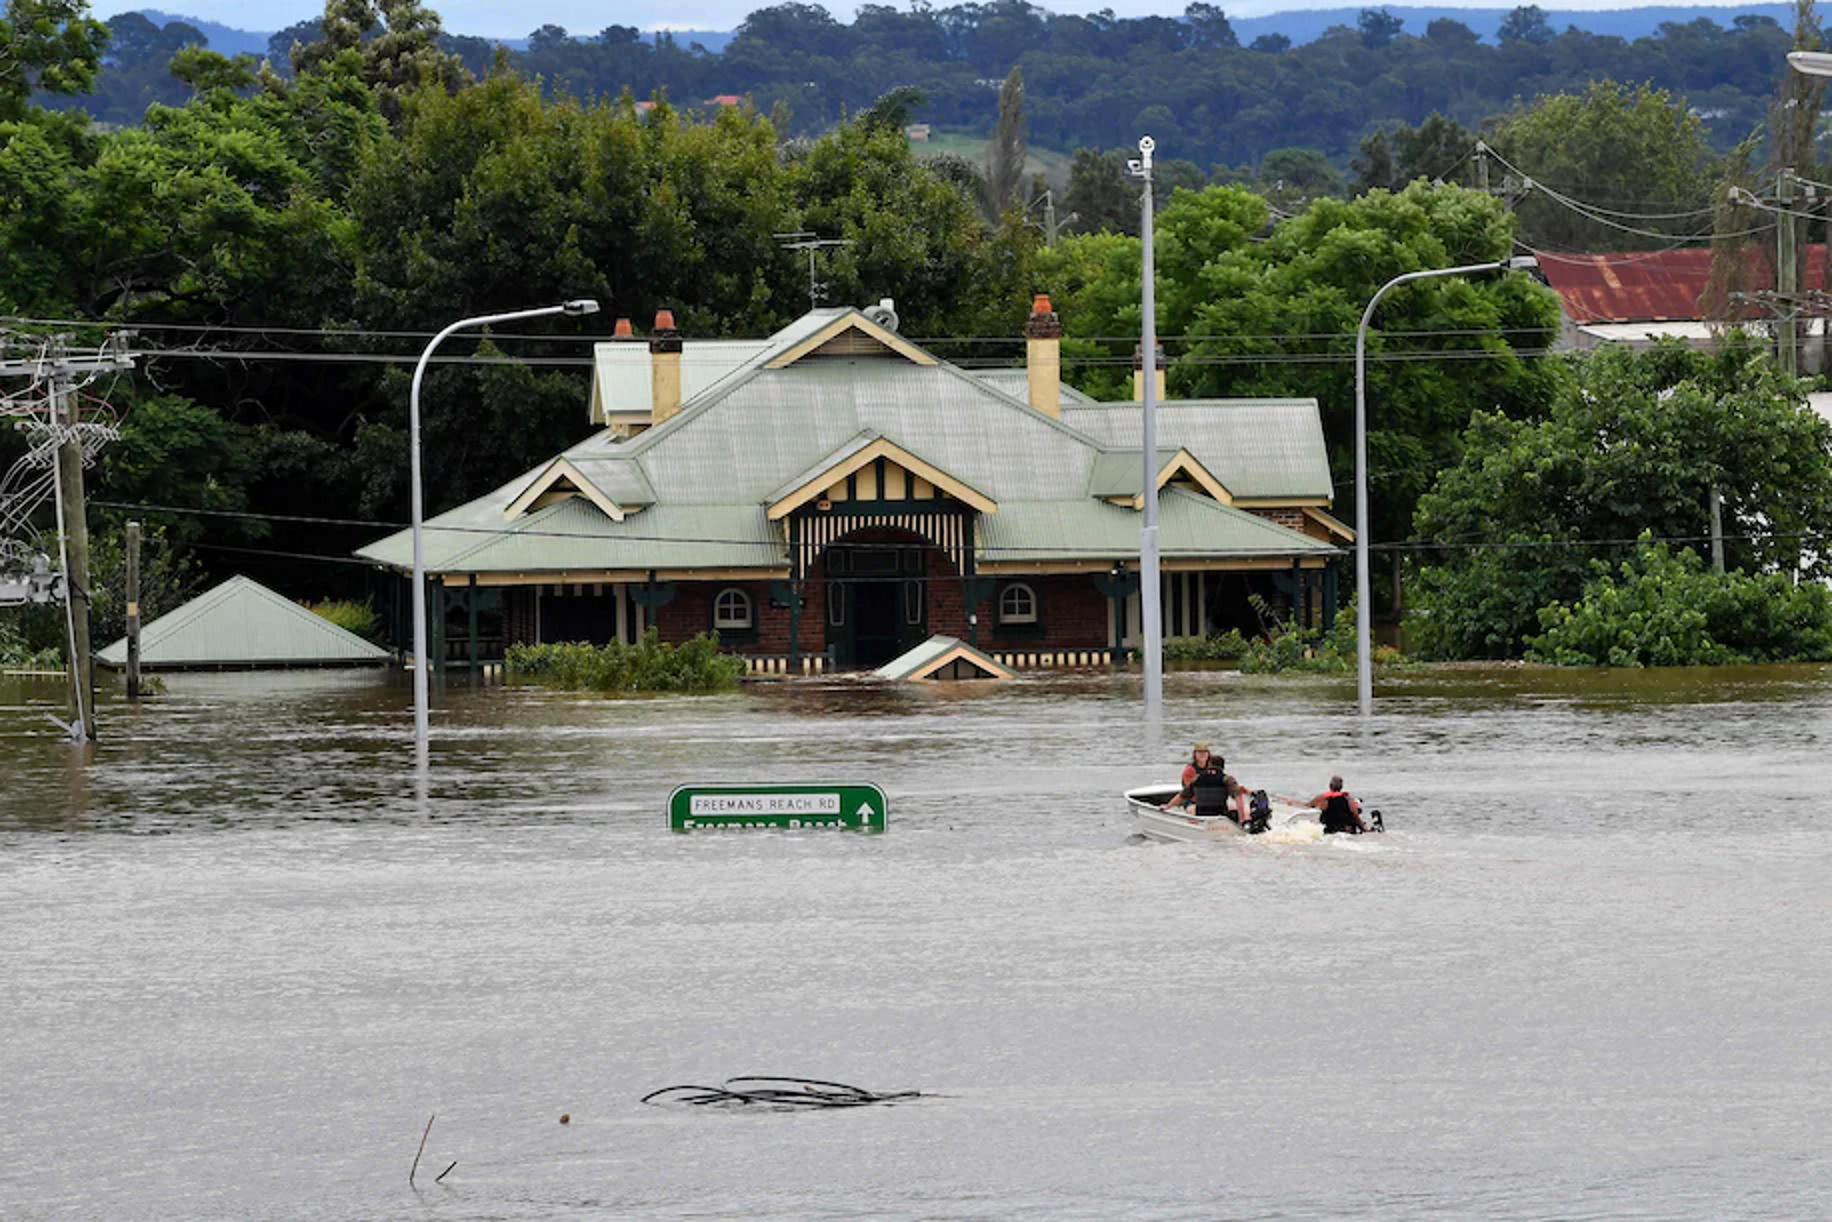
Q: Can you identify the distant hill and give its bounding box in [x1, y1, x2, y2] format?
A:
[1232, 4, 1795, 46]
[133, 9, 271, 57]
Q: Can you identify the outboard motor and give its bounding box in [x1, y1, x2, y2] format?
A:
[1247, 789, 1272, 835]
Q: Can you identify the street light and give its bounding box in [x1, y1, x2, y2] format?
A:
[1354, 261, 1533, 716]
[1129, 134, 1163, 716]
[1787, 50, 1832, 76]
[410, 300, 599, 764]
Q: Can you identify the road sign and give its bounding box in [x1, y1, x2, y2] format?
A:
[668, 783, 888, 833]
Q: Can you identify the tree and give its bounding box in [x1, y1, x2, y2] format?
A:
[1497, 5, 1554, 45]
[0, 0, 109, 121]
[1184, 2, 1237, 49]
[1353, 113, 1475, 194]
[1248, 32, 1289, 52]
[1411, 339, 1832, 658]
[1357, 8, 1403, 49]
[984, 65, 1026, 218]
[1062, 147, 1136, 235]
[1485, 80, 1719, 251]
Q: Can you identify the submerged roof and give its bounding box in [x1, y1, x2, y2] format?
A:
[874, 634, 1014, 681]
[98, 576, 389, 670]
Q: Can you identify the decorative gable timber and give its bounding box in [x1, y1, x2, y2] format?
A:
[766, 436, 997, 521]
[503, 458, 634, 522]
[1089, 448, 1235, 508]
[764, 312, 938, 369]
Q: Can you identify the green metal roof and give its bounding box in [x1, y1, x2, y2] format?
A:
[358, 496, 784, 573]
[1059, 399, 1333, 501]
[358, 311, 1340, 576]
[979, 488, 1337, 563]
[968, 368, 1098, 404]
[97, 575, 389, 669]
[1086, 449, 1182, 498]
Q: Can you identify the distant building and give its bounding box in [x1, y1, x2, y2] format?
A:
[358, 297, 1350, 673]
[702, 94, 744, 108]
[1537, 247, 1828, 364]
[904, 123, 931, 142]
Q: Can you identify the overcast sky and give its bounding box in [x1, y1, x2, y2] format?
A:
[95, 0, 1765, 41]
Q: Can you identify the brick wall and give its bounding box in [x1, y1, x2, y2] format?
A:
[1251, 507, 1305, 531]
[987, 574, 1110, 650]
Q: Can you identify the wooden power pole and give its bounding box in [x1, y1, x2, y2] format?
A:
[125, 519, 141, 699]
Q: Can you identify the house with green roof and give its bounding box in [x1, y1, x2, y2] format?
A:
[356, 296, 1349, 672]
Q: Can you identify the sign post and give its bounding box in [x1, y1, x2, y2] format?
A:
[668, 783, 888, 833]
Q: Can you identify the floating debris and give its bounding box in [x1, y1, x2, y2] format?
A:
[640, 1076, 922, 1110]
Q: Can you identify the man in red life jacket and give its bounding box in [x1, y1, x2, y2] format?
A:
[1309, 775, 1368, 835]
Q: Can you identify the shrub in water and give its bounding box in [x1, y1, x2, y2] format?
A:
[506, 629, 745, 692]
[308, 598, 383, 642]
[1163, 630, 1250, 662]
[1526, 539, 1832, 667]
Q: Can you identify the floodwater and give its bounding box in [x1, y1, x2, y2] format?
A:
[2, 664, 1830, 1219]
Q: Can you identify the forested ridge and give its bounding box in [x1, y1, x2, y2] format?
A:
[57, 1, 1805, 167]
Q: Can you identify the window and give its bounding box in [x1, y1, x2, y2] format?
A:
[713, 587, 753, 630]
[904, 578, 924, 624]
[998, 582, 1038, 625]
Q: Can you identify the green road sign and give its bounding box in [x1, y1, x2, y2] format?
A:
[668, 782, 888, 833]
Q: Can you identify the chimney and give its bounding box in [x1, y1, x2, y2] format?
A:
[612, 316, 634, 339]
[1132, 342, 1166, 403]
[1024, 294, 1062, 417]
[650, 309, 682, 424]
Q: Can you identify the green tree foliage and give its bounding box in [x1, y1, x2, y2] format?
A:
[1527, 540, 1832, 666]
[1062, 147, 1137, 235]
[0, 0, 108, 121]
[1485, 80, 1720, 251]
[1043, 181, 1563, 541]
[1352, 112, 1475, 194]
[1411, 340, 1832, 659]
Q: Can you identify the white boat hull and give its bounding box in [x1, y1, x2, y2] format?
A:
[1125, 783, 1311, 844]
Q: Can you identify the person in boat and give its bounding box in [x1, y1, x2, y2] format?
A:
[1165, 744, 1251, 825]
[1308, 776, 1368, 835]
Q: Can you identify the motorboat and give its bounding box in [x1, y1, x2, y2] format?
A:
[1124, 783, 1314, 844]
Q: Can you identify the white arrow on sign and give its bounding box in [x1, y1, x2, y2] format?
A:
[856, 803, 876, 818]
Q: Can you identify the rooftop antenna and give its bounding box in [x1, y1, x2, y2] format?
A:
[774, 231, 856, 310]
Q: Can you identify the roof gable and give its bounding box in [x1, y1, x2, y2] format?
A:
[1087, 448, 1233, 506]
[765, 312, 937, 369]
[504, 457, 641, 521]
[766, 433, 998, 520]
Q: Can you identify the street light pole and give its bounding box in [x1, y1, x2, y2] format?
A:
[411, 300, 599, 765]
[1355, 263, 1507, 717]
[1131, 135, 1163, 714]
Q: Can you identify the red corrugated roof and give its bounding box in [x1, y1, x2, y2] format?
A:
[1539, 246, 1829, 323]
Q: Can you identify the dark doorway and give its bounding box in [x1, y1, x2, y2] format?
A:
[824, 536, 930, 668]
[852, 579, 902, 668]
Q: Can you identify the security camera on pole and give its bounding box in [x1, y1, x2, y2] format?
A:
[1128, 135, 1163, 716]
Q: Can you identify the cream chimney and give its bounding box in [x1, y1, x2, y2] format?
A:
[1132, 342, 1166, 403]
[1024, 294, 1062, 417]
[650, 309, 682, 424]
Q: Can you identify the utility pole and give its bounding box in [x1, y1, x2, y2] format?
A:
[1709, 488, 1726, 574]
[0, 331, 135, 741]
[1475, 140, 1490, 193]
[1779, 169, 1799, 377]
[125, 519, 142, 699]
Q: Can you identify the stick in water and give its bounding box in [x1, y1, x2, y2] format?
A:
[435, 1161, 457, 1184]
[409, 1113, 435, 1188]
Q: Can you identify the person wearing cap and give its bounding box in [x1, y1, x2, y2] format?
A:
[1308, 775, 1368, 834]
[1164, 743, 1250, 824]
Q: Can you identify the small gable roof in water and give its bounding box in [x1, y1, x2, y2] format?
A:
[98, 575, 389, 670]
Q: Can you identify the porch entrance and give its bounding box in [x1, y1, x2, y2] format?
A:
[824, 538, 928, 669]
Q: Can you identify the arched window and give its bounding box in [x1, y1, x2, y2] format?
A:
[998, 582, 1038, 625]
[713, 587, 753, 630]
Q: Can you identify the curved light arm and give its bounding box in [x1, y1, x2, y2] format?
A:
[1354, 263, 1504, 717]
[411, 300, 599, 766]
